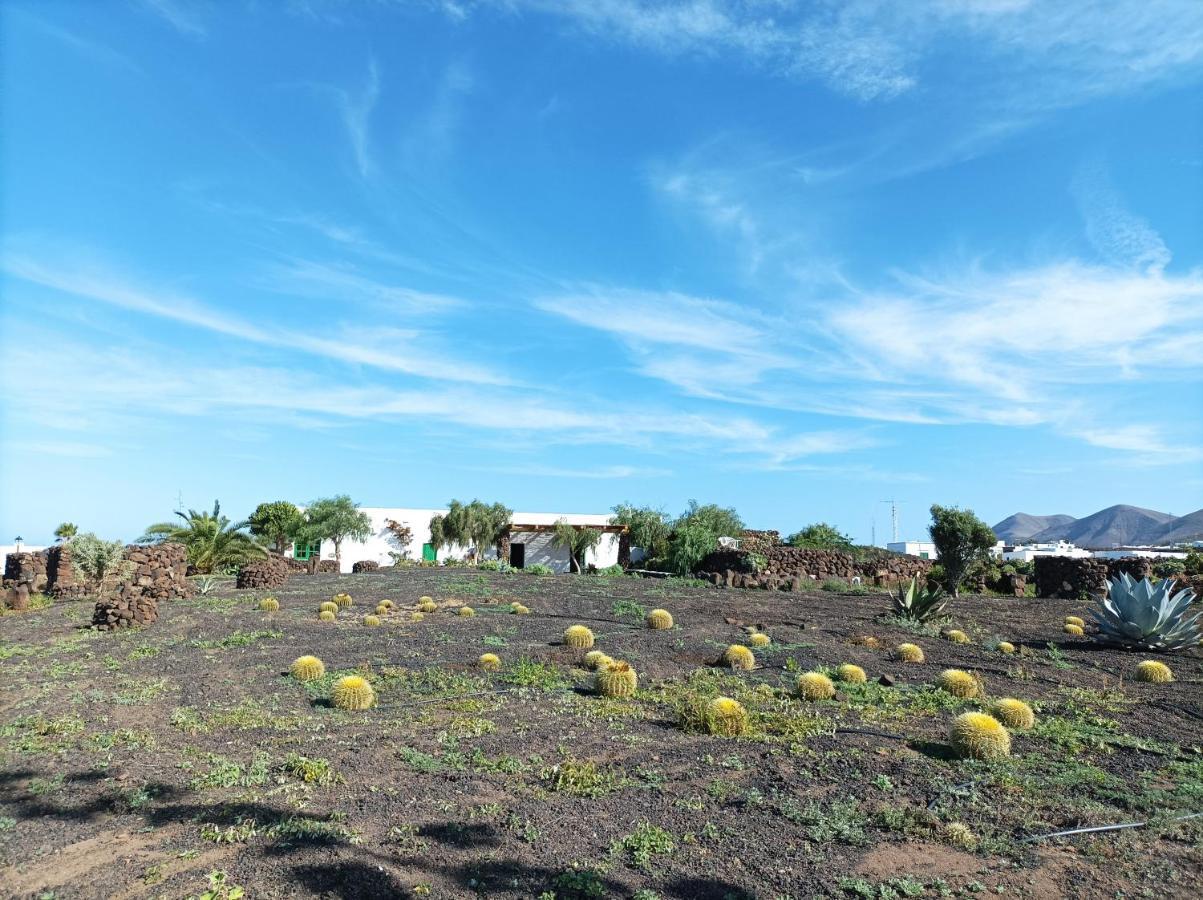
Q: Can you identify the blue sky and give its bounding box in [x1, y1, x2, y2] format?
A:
[3, 0, 1202, 546]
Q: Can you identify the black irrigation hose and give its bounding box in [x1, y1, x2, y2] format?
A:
[1020, 812, 1203, 843]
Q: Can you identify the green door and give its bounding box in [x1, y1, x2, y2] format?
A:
[422, 543, 437, 562]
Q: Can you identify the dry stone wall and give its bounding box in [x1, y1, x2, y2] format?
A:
[699, 540, 931, 591]
[1033, 556, 1154, 599]
[90, 543, 193, 630]
[237, 557, 294, 590]
[352, 559, 380, 573]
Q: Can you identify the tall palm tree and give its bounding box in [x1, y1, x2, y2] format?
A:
[140, 501, 266, 574]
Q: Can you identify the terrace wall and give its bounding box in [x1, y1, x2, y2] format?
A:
[698, 541, 931, 591]
[1033, 555, 1153, 599]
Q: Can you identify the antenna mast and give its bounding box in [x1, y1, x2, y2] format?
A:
[879, 500, 900, 543]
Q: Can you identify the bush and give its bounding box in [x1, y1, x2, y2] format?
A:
[524, 563, 554, 576]
[70, 533, 135, 592]
[786, 523, 854, 550]
[477, 559, 511, 573]
[1152, 558, 1186, 579]
[595, 564, 626, 577]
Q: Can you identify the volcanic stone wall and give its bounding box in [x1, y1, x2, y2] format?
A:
[699, 543, 931, 591]
[1033, 556, 1154, 599]
[90, 543, 194, 630]
[352, 559, 380, 573]
[3, 552, 48, 591]
[237, 557, 294, 589]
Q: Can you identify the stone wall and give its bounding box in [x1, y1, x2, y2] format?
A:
[4, 542, 192, 618]
[698, 542, 931, 591]
[237, 557, 294, 590]
[1034, 556, 1154, 599]
[352, 559, 380, 573]
[90, 543, 193, 630]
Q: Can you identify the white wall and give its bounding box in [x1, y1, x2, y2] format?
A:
[887, 541, 938, 559]
[294, 508, 620, 574]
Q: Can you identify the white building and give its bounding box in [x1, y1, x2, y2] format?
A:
[1091, 548, 1187, 561]
[887, 540, 938, 560]
[997, 540, 1092, 562]
[291, 507, 624, 574]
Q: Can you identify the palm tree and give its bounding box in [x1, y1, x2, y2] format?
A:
[430, 500, 512, 563]
[552, 518, 602, 574]
[140, 501, 266, 574]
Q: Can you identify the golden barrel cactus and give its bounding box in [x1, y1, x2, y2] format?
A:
[1064, 615, 1085, 628]
[260, 597, 280, 612]
[596, 661, 638, 698]
[410, 611, 425, 622]
[564, 625, 595, 649]
[1135, 660, 1173, 683]
[646, 609, 674, 630]
[722, 645, 756, 671]
[942, 629, 969, 644]
[990, 698, 1035, 730]
[748, 633, 771, 648]
[331, 675, 375, 710]
[363, 614, 381, 627]
[458, 606, 476, 617]
[836, 663, 867, 684]
[796, 672, 836, 701]
[511, 603, 530, 615]
[319, 601, 338, 615]
[418, 599, 438, 613]
[479, 653, 501, 671]
[334, 593, 353, 608]
[1063, 623, 1084, 636]
[583, 650, 612, 670]
[950, 712, 1010, 760]
[996, 641, 1015, 654]
[318, 610, 336, 622]
[895, 643, 925, 663]
[706, 697, 748, 737]
[290, 655, 325, 682]
[939, 669, 981, 699]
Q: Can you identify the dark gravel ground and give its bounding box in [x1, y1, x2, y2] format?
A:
[1, 569, 1201, 900]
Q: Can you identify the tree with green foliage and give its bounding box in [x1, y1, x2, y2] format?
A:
[552, 518, 603, 573]
[303, 496, 373, 565]
[675, 500, 744, 540]
[663, 501, 745, 575]
[928, 504, 996, 597]
[610, 503, 672, 562]
[247, 501, 303, 555]
[786, 522, 854, 550]
[140, 501, 266, 574]
[1184, 548, 1203, 577]
[428, 500, 512, 563]
[54, 522, 78, 543]
[70, 532, 135, 593]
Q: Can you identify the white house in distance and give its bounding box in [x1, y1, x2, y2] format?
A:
[290, 507, 624, 574]
[887, 540, 938, 560]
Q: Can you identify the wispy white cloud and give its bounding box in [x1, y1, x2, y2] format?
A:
[489, 464, 674, 479]
[11, 8, 143, 73]
[9, 440, 114, 459]
[262, 257, 468, 313]
[340, 57, 381, 178]
[2, 249, 505, 386]
[444, 1, 1203, 106]
[0, 330, 878, 468]
[1071, 161, 1172, 275]
[136, 0, 209, 38]
[401, 59, 474, 168]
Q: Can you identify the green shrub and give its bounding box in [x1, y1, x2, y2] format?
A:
[524, 564, 554, 576]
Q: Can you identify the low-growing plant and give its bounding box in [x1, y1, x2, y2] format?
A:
[614, 821, 674, 871]
[281, 752, 338, 785]
[524, 563, 554, 576]
[1092, 575, 1201, 652]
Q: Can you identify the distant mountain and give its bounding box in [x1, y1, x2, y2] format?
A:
[1157, 509, 1203, 544]
[992, 513, 1077, 543]
[994, 505, 1203, 548]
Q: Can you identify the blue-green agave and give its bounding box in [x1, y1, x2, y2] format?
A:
[892, 575, 948, 622]
[1091, 574, 1200, 652]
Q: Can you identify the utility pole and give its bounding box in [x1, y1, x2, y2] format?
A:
[880, 500, 900, 544]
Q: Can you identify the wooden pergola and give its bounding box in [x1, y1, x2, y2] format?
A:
[508, 523, 629, 534]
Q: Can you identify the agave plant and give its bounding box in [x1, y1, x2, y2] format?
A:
[1091, 574, 1201, 652]
[891, 576, 948, 622]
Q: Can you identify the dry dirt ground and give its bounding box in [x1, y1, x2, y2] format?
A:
[1, 569, 1201, 899]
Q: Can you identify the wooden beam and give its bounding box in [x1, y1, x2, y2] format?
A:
[508, 523, 628, 534]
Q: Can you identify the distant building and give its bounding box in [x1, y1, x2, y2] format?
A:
[1091, 548, 1187, 560]
[996, 540, 1091, 562]
[887, 540, 938, 560]
[290, 507, 623, 574]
